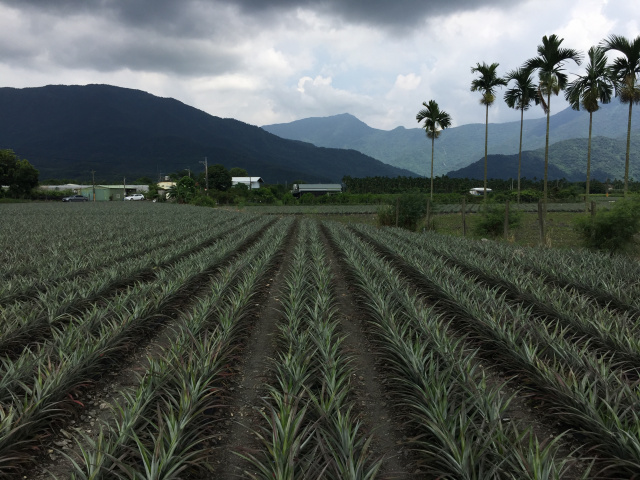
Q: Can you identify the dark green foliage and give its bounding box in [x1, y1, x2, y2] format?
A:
[282, 192, 295, 205]
[299, 193, 315, 205]
[0, 149, 39, 198]
[168, 176, 197, 203]
[191, 195, 217, 207]
[474, 203, 523, 237]
[29, 188, 74, 201]
[378, 194, 429, 230]
[574, 196, 640, 252]
[208, 164, 232, 191]
[248, 188, 276, 204]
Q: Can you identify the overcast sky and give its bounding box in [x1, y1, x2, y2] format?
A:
[0, 0, 638, 130]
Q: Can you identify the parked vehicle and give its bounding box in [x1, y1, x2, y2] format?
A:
[124, 193, 145, 201]
[469, 187, 492, 196]
[62, 194, 89, 202]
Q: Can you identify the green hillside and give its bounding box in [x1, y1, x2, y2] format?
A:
[447, 134, 640, 181]
[0, 85, 416, 183]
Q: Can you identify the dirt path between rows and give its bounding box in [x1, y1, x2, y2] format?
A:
[209, 219, 298, 479]
[320, 222, 415, 479]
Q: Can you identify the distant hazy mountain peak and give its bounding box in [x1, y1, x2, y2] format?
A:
[263, 102, 640, 178]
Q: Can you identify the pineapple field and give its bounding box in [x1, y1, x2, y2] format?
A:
[2, 202, 640, 479]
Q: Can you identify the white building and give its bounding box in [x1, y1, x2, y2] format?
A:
[232, 177, 264, 189]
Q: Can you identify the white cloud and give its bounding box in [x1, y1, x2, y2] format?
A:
[393, 73, 421, 91]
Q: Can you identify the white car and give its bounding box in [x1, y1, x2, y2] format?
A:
[124, 193, 145, 201]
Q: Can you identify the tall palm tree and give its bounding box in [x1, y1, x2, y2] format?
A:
[503, 67, 540, 204]
[470, 62, 507, 203]
[565, 46, 614, 209]
[416, 100, 452, 200]
[600, 34, 640, 197]
[524, 34, 581, 237]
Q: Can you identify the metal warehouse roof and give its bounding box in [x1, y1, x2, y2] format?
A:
[295, 184, 342, 190]
[232, 177, 264, 182]
[98, 185, 150, 191]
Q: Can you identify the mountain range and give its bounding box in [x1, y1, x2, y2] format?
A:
[262, 104, 640, 180]
[0, 84, 415, 183]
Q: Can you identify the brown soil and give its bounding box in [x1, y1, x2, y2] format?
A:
[319, 224, 415, 479]
[207, 219, 299, 479]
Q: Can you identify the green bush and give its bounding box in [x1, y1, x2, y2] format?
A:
[474, 203, 522, 237]
[299, 193, 315, 205]
[282, 192, 296, 205]
[190, 195, 216, 207]
[378, 194, 430, 231]
[574, 196, 640, 253]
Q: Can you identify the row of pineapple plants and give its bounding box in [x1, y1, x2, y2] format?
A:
[0, 215, 263, 357]
[243, 220, 380, 480]
[0, 216, 272, 405]
[352, 223, 640, 475]
[0, 216, 280, 477]
[464, 231, 640, 311]
[381, 227, 640, 366]
[67, 217, 294, 479]
[0, 213, 239, 304]
[0, 212, 250, 315]
[0, 203, 236, 285]
[325, 222, 574, 478]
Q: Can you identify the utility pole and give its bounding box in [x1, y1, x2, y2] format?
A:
[199, 157, 208, 191]
[123, 176, 126, 201]
[91, 170, 96, 202]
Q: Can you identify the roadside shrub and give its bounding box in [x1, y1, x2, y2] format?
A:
[282, 192, 296, 205]
[474, 203, 522, 237]
[248, 188, 276, 204]
[30, 188, 74, 201]
[190, 195, 216, 208]
[574, 196, 640, 253]
[378, 193, 429, 231]
[299, 193, 315, 205]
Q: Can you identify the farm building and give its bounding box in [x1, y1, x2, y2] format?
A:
[292, 183, 343, 198]
[232, 177, 264, 189]
[79, 184, 149, 201]
[158, 181, 176, 190]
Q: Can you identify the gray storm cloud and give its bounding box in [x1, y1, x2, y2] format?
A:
[2, 0, 516, 31]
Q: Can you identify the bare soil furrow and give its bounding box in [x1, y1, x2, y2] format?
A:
[207, 219, 298, 479]
[319, 222, 414, 479]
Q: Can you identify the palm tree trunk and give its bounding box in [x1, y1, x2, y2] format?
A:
[586, 111, 593, 212]
[518, 107, 524, 204]
[542, 91, 551, 242]
[430, 135, 435, 201]
[624, 100, 633, 197]
[484, 103, 489, 205]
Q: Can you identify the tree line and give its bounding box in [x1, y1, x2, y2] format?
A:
[342, 175, 638, 198]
